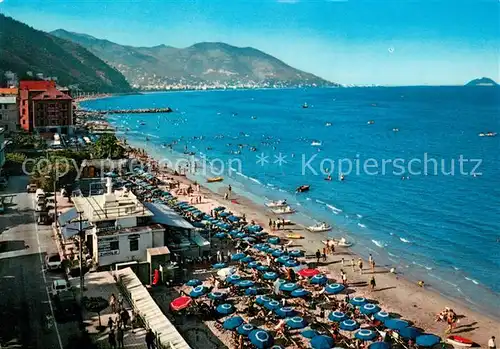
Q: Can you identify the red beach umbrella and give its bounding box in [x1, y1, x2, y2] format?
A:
[298, 268, 320, 278]
[170, 296, 192, 311]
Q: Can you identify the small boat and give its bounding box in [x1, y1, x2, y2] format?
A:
[367, 120, 375, 125]
[393, 128, 399, 132]
[446, 336, 474, 348]
[302, 103, 309, 109]
[286, 233, 303, 239]
[325, 122, 332, 127]
[265, 200, 288, 208]
[311, 141, 322, 146]
[479, 131, 497, 137]
[271, 205, 296, 214]
[337, 237, 352, 247]
[307, 222, 331, 232]
[282, 219, 293, 225]
[207, 177, 224, 183]
[296, 185, 310, 193]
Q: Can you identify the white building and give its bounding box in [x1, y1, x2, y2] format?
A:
[0, 96, 19, 133]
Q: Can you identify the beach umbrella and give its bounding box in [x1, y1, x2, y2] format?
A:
[340, 319, 360, 331]
[256, 295, 272, 305]
[218, 223, 231, 230]
[248, 261, 261, 269]
[231, 253, 246, 261]
[237, 323, 256, 336]
[298, 268, 320, 278]
[399, 327, 422, 340]
[374, 311, 391, 322]
[237, 280, 255, 288]
[272, 250, 286, 258]
[227, 274, 243, 284]
[254, 243, 267, 251]
[416, 334, 441, 347]
[310, 274, 328, 285]
[236, 232, 247, 239]
[219, 211, 230, 217]
[249, 329, 274, 349]
[186, 279, 202, 287]
[270, 346, 284, 349]
[223, 316, 244, 330]
[385, 319, 409, 331]
[241, 256, 255, 263]
[291, 288, 311, 298]
[328, 311, 348, 322]
[368, 343, 390, 349]
[255, 231, 268, 238]
[268, 237, 280, 244]
[213, 262, 227, 269]
[279, 282, 298, 292]
[229, 230, 240, 236]
[264, 300, 281, 310]
[310, 335, 335, 349]
[208, 291, 227, 301]
[245, 287, 261, 296]
[263, 272, 279, 280]
[170, 296, 192, 311]
[350, 297, 367, 307]
[257, 265, 270, 272]
[355, 329, 377, 341]
[215, 232, 227, 239]
[190, 285, 208, 298]
[277, 255, 290, 263]
[216, 303, 235, 315]
[289, 249, 304, 257]
[360, 303, 380, 315]
[244, 237, 256, 243]
[301, 329, 319, 339]
[275, 306, 297, 318]
[286, 316, 308, 329]
[285, 259, 300, 267]
[227, 215, 240, 222]
[325, 283, 345, 295]
[214, 206, 226, 211]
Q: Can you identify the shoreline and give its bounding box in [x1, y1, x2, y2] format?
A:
[126, 145, 499, 346]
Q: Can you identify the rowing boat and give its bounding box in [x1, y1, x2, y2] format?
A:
[286, 234, 303, 239]
[207, 177, 224, 183]
[445, 336, 474, 348]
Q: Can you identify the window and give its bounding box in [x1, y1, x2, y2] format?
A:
[129, 239, 139, 251]
[110, 241, 119, 251]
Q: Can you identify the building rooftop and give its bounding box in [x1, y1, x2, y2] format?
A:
[20, 80, 56, 91]
[0, 96, 16, 104]
[32, 87, 72, 101]
[0, 88, 18, 96]
[73, 189, 154, 223]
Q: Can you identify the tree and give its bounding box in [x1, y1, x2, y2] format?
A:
[82, 296, 109, 329]
[92, 133, 125, 159]
[30, 155, 78, 191]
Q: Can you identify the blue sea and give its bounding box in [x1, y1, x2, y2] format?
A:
[83, 87, 500, 317]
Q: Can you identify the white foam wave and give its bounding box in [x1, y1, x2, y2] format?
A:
[278, 189, 286, 193]
[316, 199, 325, 204]
[266, 183, 275, 187]
[356, 214, 363, 218]
[306, 197, 312, 201]
[235, 171, 249, 179]
[249, 177, 262, 185]
[412, 261, 433, 270]
[399, 237, 411, 243]
[388, 252, 399, 257]
[326, 204, 343, 213]
[465, 277, 479, 285]
[357, 223, 367, 228]
[372, 240, 385, 248]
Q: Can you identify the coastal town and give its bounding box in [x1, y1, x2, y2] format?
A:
[0, 77, 498, 349]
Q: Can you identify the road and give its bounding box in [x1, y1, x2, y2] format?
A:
[0, 176, 79, 349]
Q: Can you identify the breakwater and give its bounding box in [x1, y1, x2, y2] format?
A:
[81, 107, 173, 115]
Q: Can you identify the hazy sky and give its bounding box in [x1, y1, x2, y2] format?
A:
[2, 0, 499, 86]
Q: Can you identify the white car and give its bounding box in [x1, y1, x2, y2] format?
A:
[51, 279, 71, 296]
[45, 253, 62, 271]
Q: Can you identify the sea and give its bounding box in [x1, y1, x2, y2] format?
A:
[82, 87, 500, 317]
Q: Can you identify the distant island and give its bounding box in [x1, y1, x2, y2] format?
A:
[51, 29, 339, 91]
[466, 77, 499, 86]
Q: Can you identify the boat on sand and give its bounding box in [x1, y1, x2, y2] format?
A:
[307, 222, 331, 232]
[322, 237, 353, 247]
[265, 200, 287, 208]
[286, 233, 303, 239]
[271, 205, 296, 214]
[445, 336, 474, 348]
[207, 177, 224, 183]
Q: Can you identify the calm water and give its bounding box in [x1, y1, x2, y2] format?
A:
[83, 87, 500, 317]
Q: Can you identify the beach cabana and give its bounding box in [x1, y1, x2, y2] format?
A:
[415, 334, 441, 347]
[223, 316, 244, 330]
[249, 329, 274, 349]
[310, 335, 335, 349]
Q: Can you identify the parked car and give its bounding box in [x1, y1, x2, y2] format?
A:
[45, 253, 62, 271]
[36, 202, 47, 212]
[53, 290, 79, 322]
[51, 279, 71, 297]
[27, 183, 37, 193]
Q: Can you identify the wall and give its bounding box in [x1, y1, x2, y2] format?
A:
[116, 216, 136, 229]
[97, 230, 153, 267]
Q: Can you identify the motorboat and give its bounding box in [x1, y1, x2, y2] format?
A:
[393, 128, 399, 132]
[265, 200, 288, 208]
[296, 185, 310, 193]
[302, 103, 309, 109]
[479, 131, 497, 137]
[445, 336, 474, 348]
[271, 205, 296, 214]
[367, 120, 375, 125]
[307, 222, 331, 232]
[311, 141, 322, 146]
[337, 237, 352, 247]
[325, 122, 332, 127]
[207, 177, 224, 183]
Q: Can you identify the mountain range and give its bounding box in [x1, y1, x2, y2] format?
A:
[51, 29, 336, 89]
[0, 14, 132, 93]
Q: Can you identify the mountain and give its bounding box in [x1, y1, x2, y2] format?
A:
[0, 15, 132, 92]
[51, 29, 337, 89]
[466, 77, 498, 86]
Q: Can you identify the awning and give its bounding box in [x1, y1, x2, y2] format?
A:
[58, 208, 78, 227]
[144, 202, 194, 230]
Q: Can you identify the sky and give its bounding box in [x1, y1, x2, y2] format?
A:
[1, 0, 499, 86]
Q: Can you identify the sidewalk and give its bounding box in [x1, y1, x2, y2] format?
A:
[70, 271, 149, 349]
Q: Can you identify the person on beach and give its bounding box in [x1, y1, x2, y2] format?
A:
[358, 258, 363, 275]
[369, 276, 376, 291]
[316, 249, 321, 264]
[488, 336, 496, 349]
[329, 240, 335, 254]
[341, 269, 347, 286]
[228, 185, 232, 198]
[108, 329, 117, 349]
[368, 253, 373, 265]
[322, 247, 327, 259]
[351, 259, 355, 272]
[370, 259, 376, 273]
[341, 257, 345, 266]
[109, 293, 117, 313]
[269, 218, 272, 228]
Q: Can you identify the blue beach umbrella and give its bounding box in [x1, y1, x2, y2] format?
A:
[268, 237, 280, 244]
[328, 311, 348, 322]
[248, 261, 260, 269]
[236, 232, 247, 239]
[263, 272, 279, 280]
[277, 255, 290, 263]
[231, 253, 246, 261]
[399, 327, 422, 340]
[237, 280, 255, 288]
[311, 274, 328, 285]
[257, 265, 270, 272]
[216, 303, 235, 315]
[265, 300, 281, 310]
[360, 303, 381, 315]
[249, 329, 274, 349]
[291, 288, 311, 298]
[285, 259, 300, 267]
[374, 311, 391, 322]
[355, 329, 377, 341]
[227, 215, 240, 222]
[219, 211, 230, 217]
[270, 346, 284, 349]
[256, 295, 272, 305]
[279, 282, 298, 292]
[190, 285, 208, 298]
[272, 250, 286, 258]
[213, 262, 227, 269]
[208, 291, 227, 301]
[223, 316, 244, 330]
[227, 274, 242, 284]
[229, 230, 240, 236]
[215, 232, 227, 239]
[310, 335, 335, 349]
[416, 334, 441, 347]
[302, 329, 319, 339]
[385, 319, 409, 331]
[368, 343, 390, 349]
[350, 297, 367, 307]
[289, 249, 304, 257]
[340, 319, 360, 331]
[286, 316, 308, 329]
[186, 279, 202, 287]
[275, 306, 297, 318]
[237, 323, 256, 336]
[241, 256, 255, 263]
[244, 237, 256, 243]
[214, 206, 226, 211]
[325, 283, 345, 295]
[246, 287, 261, 295]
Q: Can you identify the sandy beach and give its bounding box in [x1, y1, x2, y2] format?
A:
[139, 153, 500, 347]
